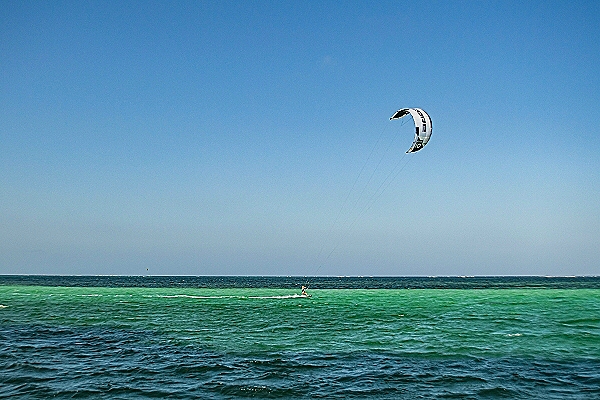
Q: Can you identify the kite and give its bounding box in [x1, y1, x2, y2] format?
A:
[390, 108, 432, 153]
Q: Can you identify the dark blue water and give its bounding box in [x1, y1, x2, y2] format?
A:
[2, 274, 599, 289]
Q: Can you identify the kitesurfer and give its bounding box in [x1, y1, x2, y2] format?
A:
[301, 286, 308, 296]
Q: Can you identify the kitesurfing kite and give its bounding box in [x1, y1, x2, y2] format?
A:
[390, 108, 432, 153]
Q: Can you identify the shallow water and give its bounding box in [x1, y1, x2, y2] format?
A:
[1, 276, 599, 398]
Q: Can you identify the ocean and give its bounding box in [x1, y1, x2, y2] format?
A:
[1, 276, 599, 398]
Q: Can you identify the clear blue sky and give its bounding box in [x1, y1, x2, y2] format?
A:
[1, 0, 599, 276]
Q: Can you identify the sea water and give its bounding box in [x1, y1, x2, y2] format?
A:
[1, 276, 599, 398]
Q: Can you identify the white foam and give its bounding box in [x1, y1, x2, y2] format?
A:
[155, 294, 310, 300]
[247, 294, 306, 299]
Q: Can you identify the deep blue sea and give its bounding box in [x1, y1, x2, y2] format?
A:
[1, 275, 599, 398]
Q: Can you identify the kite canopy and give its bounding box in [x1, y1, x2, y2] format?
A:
[390, 108, 432, 153]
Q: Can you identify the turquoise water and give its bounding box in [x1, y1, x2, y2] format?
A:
[1, 276, 600, 398]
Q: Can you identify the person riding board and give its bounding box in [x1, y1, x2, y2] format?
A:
[301, 286, 308, 296]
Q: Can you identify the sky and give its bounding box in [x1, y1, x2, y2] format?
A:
[1, 0, 599, 276]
